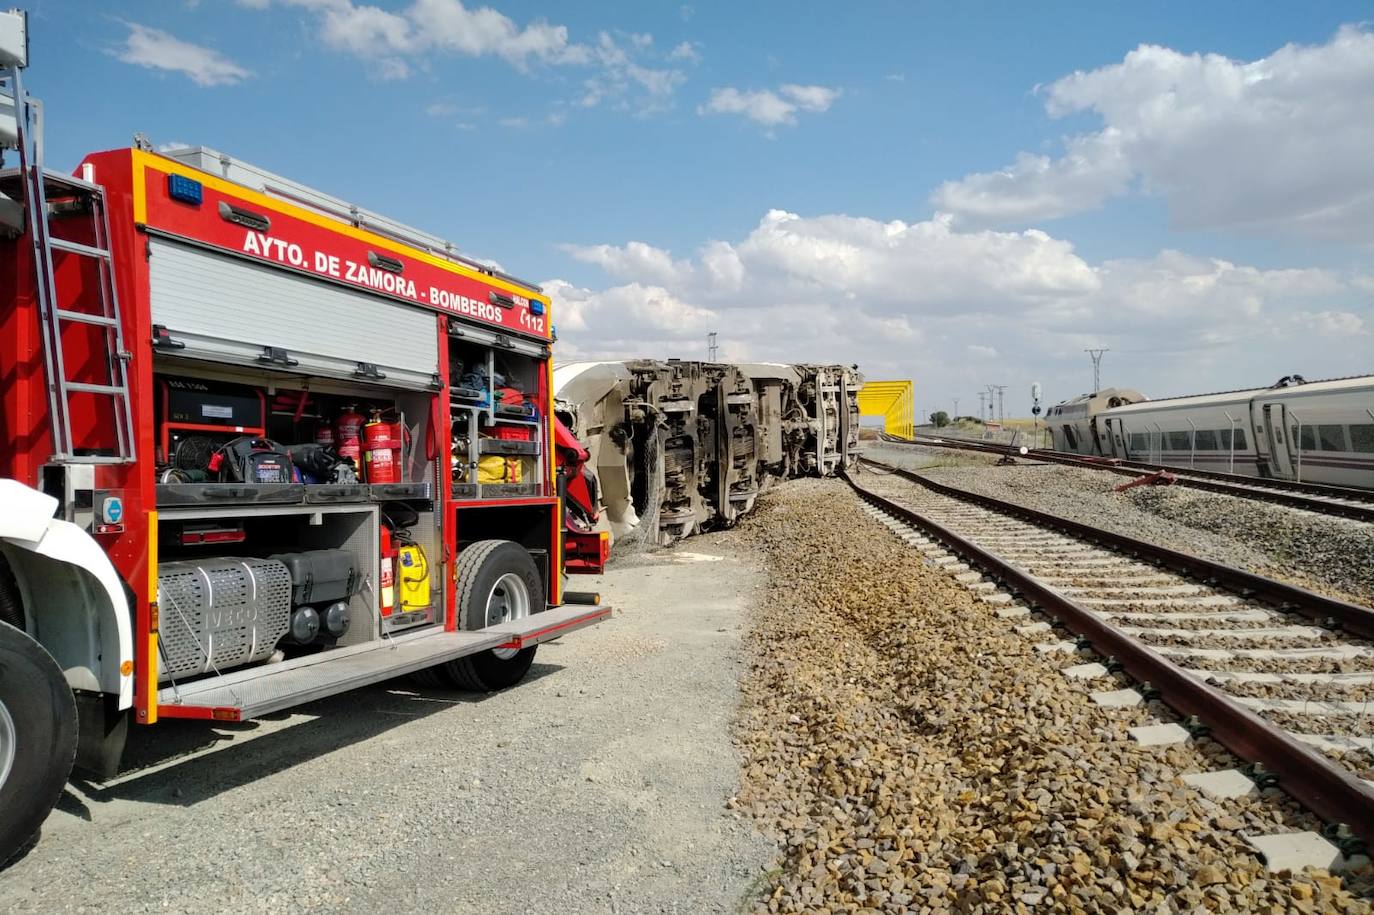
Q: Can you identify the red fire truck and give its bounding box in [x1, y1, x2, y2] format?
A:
[0, 10, 609, 861]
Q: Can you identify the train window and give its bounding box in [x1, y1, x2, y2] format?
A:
[1317, 424, 1347, 452]
[1295, 425, 1313, 451]
[1063, 425, 1078, 449]
[1168, 431, 1190, 451]
[1351, 424, 1374, 453]
[1194, 430, 1218, 450]
[1129, 433, 1147, 451]
[1219, 428, 1248, 451]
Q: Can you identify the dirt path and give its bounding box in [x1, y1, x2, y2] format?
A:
[0, 539, 773, 915]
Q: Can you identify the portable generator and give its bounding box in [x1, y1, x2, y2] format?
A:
[158, 378, 266, 475]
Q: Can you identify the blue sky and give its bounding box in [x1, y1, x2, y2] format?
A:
[26, 1, 1374, 416]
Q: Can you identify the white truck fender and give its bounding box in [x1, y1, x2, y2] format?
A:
[0, 479, 135, 710]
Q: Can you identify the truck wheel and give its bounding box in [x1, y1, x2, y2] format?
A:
[0, 622, 78, 866]
[435, 540, 543, 692]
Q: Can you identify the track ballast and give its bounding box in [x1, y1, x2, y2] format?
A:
[850, 456, 1374, 859]
[885, 432, 1374, 523]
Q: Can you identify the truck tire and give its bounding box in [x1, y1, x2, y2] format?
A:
[434, 540, 543, 692]
[0, 621, 78, 867]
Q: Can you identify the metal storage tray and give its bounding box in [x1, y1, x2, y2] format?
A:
[479, 439, 540, 456]
[367, 482, 431, 501]
[451, 482, 479, 499]
[157, 482, 305, 507]
[479, 482, 542, 498]
[303, 484, 370, 503]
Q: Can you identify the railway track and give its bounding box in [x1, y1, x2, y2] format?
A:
[848, 456, 1374, 858]
[879, 432, 1374, 523]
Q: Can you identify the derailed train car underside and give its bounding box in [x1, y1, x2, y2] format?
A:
[554, 360, 862, 552]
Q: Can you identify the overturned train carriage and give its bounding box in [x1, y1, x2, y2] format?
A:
[555, 361, 862, 551]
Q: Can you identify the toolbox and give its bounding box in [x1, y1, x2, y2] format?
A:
[268, 549, 359, 605]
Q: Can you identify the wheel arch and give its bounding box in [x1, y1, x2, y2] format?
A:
[0, 481, 134, 710]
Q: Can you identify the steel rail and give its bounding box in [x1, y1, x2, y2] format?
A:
[881, 433, 1374, 523]
[860, 456, 1374, 639]
[843, 461, 1374, 847]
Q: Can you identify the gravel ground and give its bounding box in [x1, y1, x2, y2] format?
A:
[856, 470, 1374, 778]
[865, 442, 1374, 606]
[0, 542, 773, 914]
[731, 477, 1373, 913]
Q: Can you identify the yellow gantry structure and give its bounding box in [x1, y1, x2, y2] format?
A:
[857, 380, 915, 439]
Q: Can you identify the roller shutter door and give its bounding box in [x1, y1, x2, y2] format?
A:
[148, 239, 439, 389]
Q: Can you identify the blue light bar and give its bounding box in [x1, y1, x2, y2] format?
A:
[167, 174, 203, 205]
[529, 299, 545, 316]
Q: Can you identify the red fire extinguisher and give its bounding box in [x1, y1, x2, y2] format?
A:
[335, 405, 365, 470]
[379, 525, 398, 618]
[363, 411, 403, 484]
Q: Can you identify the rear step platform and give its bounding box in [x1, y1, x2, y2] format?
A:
[157, 604, 611, 720]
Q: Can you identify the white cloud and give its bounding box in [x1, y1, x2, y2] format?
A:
[562, 241, 692, 285]
[699, 83, 840, 127]
[245, 1, 688, 113]
[932, 25, 1374, 241]
[249, 0, 579, 67]
[668, 41, 701, 64]
[373, 57, 410, 80]
[779, 83, 840, 111]
[551, 209, 1372, 412]
[425, 100, 485, 121]
[575, 31, 686, 112]
[543, 280, 718, 359]
[565, 210, 1100, 317]
[115, 23, 252, 86]
[497, 112, 565, 129]
[1291, 310, 1369, 336]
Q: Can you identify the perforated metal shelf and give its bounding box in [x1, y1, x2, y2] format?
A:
[157, 603, 610, 719]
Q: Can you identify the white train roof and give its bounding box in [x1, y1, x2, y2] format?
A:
[1104, 374, 1374, 415]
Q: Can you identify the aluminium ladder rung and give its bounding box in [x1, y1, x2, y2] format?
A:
[8, 60, 136, 463]
[65, 381, 129, 396]
[55, 308, 118, 327]
[48, 237, 111, 259]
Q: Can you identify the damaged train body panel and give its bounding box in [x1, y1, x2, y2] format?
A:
[554, 360, 862, 553]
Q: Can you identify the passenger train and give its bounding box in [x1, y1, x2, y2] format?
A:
[1046, 375, 1374, 489]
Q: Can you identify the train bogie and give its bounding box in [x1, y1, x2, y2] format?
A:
[554, 360, 862, 554]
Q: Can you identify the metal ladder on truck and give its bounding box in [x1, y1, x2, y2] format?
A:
[1, 13, 136, 463]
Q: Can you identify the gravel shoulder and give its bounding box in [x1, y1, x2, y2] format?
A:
[0, 541, 773, 914]
[866, 442, 1374, 606]
[732, 477, 1373, 912]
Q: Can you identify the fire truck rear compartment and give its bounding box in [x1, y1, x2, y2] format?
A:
[152, 362, 442, 501]
[155, 507, 382, 681]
